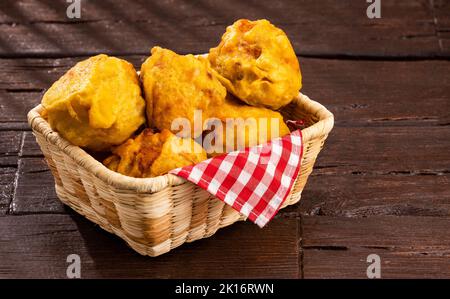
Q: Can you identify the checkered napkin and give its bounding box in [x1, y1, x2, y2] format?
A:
[169, 130, 303, 227]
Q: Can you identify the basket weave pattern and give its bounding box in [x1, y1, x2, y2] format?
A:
[27, 93, 334, 257]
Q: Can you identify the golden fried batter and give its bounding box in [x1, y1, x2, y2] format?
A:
[203, 95, 291, 155]
[103, 129, 207, 178]
[140, 47, 226, 138]
[41, 54, 146, 151]
[209, 19, 301, 110]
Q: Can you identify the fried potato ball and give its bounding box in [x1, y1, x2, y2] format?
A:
[203, 95, 291, 155]
[140, 47, 227, 138]
[41, 54, 146, 151]
[103, 129, 207, 178]
[209, 19, 301, 110]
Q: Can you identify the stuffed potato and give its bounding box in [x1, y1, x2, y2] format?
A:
[41, 54, 146, 151]
[141, 47, 226, 138]
[103, 129, 207, 178]
[209, 19, 301, 110]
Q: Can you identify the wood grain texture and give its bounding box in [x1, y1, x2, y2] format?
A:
[0, 131, 21, 154]
[1, 57, 449, 125]
[0, 130, 21, 163]
[303, 247, 450, 279]
[315, 126, 450, 175]
[301, 59, 450, 127]
[0, 214, 299, 278]
[301, 174, 450, 217]
[20, 131, 44, 157]
[0, 56, 143, 91]
[11, 158, 62, 214]
[0, 90, 43, 123]
[0, 131, 21, 214]
[0, 167, 15, 215]
[0, 0, 448, 57]
[302, 216, 450, 278]
[433, 0, 450, 53]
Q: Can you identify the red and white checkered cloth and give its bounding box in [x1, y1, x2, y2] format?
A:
[170, 129, 303, 227]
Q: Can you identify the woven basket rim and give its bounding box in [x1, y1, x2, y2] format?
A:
[27, 93, 334, 193]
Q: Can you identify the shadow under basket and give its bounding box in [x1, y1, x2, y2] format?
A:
[27, 93, 334, 257]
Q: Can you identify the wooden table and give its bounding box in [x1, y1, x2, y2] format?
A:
[1, 0, 449, 279]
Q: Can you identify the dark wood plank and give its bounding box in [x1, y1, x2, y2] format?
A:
[0, 131, 21, 214]
[1, 57, 449, 125]
[315, 126, 450, 175]
[302, 215, 450, 278]
[303, 247, 450, 279]
[0, 131, 21, 166]
[0, 90, 43, 123]
[0, 167, 15, 214]
[301, 59, 450, 127]
[0, 214, 299, 278]
[20, 131, 43, 157]
[12, 157, 62, 214]
[0, 0, 446, 57]
[303, 215, 450, 249]
[301, 174, 450, 217]
[433, 0, 450, 53]
[434, 0, 450, 28]
[0, 56, 144, 91]
[0, 131, 21, 155]
[0, 56, 143, 124]
[0, 122, 31, 131]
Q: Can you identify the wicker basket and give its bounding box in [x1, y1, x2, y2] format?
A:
[27, 93, 334, 257]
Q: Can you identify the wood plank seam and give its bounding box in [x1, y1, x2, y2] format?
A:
[8, 131, 25, 215]
[2, 53, 450, 60]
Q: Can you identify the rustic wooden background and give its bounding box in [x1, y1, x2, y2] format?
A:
[0, 0, 449, 278]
